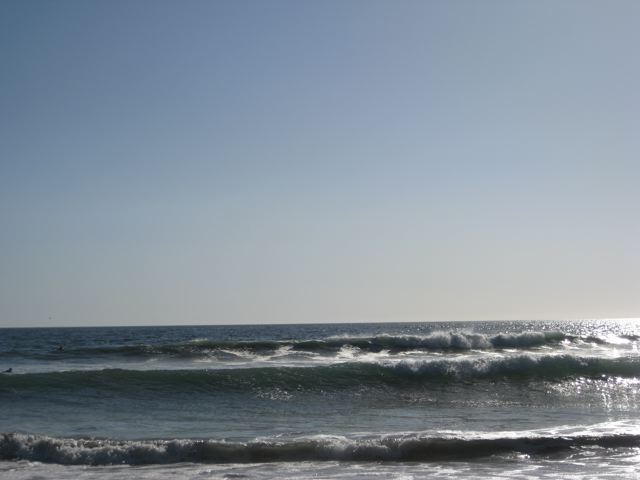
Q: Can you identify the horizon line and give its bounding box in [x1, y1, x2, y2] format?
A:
[2, 317, 639, 330]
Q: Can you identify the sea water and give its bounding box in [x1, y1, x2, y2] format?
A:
[1, 320, 640, 478]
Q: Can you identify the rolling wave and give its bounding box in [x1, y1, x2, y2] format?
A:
[2, 428, 639, 465]
[0, 331, 620, 360]
[2, 354, 640, 393]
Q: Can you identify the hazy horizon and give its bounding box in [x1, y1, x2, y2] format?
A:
[2, 0, 639, 328]
[2, 317, 640, 330]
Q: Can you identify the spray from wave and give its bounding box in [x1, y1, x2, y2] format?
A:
[0, 331, 624, 361]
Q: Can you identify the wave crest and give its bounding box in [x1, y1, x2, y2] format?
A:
[3, 354, 640, 393]
[2, 429, 640, 465]
[2, 331, 612, 361]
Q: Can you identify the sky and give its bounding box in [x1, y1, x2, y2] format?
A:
[1, 0, 639, 327]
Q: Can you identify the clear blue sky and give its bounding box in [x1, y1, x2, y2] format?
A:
[1, 0, 638, 327]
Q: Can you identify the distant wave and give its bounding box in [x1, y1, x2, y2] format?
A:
[0, 331, 621, 360]
[3, 354, 640, 393]
[2, 429, 639, 465]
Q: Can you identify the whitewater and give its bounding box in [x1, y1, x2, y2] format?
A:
[1, 320, 640, 478]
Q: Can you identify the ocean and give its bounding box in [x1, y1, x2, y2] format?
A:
[1, 319, 640, 479]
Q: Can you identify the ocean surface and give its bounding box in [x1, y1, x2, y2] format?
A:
[1, 320, 640, 479]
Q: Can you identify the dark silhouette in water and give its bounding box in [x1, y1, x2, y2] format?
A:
[2, 368, 11, 373]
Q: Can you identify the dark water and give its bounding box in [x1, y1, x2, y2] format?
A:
[1, 320, 640, 479]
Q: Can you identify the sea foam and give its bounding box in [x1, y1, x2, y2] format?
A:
[3, 425, 640, 465]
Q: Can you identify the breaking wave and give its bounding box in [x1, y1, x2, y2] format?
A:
[0, 331, 621, 360]
[2, 428, 639, 465]
[3, 354, 640, 393]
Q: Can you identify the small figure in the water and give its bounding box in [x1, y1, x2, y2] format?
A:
[2, 368, 11, 373]
[57, 345, 64, 351]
